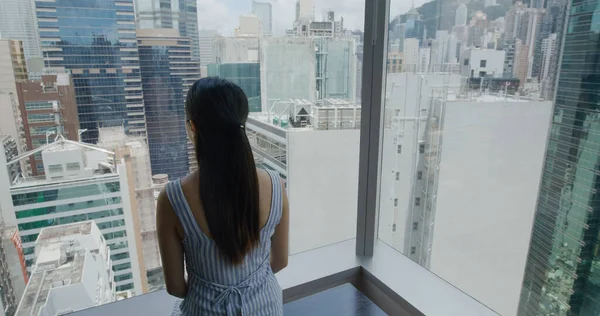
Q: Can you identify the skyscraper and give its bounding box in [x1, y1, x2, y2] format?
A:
[134, 0, 200, 60]
[137, 29, 197, 180]
[455, 4, 468, 26]
[34, 0, 146, 143]
[0, 0, 42, 67]
[518, 0, 600, 314]
[252, 1, 273, 35]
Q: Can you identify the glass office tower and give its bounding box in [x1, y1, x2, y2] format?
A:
[34, 0, 146, 143]
[137, 29, 197, 180]
[518, 0, 600, 315]
[207, 63, 261, 112]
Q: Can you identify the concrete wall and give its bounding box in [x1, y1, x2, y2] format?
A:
[460, 49, 506, 78]
[286, 129, 359, 254]
[260, 37, 316, 113]
[429, 100, 552, 316]
[214, 37, 259, 64]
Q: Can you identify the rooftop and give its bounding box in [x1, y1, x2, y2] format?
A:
[37, 221, 93, 243]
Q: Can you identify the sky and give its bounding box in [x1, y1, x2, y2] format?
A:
[197, 0, 429, 36]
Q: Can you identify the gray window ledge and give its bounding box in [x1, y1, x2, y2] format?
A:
[72, 239, 497, 316]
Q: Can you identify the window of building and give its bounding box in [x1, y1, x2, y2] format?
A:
[480, 60, 487, 67]
[464, 58, 469, 65]
[48, 164, 63, 174]
[417, 171, 423, 180]
[419, 143, 425, 154]
[479, 71, 487, 78]
[397, 145, 402, 154]
[66, 162, 80, 172]
[413, 222, 418, 230]
[394, 198, 398, 207]
[410, 247, 416, 255]
[395, 172, 399, 181]
[415, 197, 421, 206]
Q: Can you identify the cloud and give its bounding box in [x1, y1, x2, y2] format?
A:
[197, 0, 429, 35]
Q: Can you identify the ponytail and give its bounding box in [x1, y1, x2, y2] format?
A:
[186, 78, 259, 265]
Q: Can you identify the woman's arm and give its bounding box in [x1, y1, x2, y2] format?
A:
[156, 188, 187, 298]
[271, 178, 289, 274]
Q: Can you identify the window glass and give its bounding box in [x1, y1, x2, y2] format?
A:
[378, 1, 581, 316]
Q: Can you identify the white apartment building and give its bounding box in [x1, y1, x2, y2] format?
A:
[402, 38, 420, 72]
[247, 99, 360, 254]
[378, 73, 552, 316]
[0, 137, 145, 295]
[460, 47, 506, 78]
[16, 221, 114, 315]
[540, 33, 558, 91]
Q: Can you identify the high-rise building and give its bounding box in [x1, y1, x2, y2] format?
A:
[97, 127, 162, 293]
[455, 4, 468, 26]
[34, 0, 146, 143]
[15, 221, 115, 315]
[379, 73, 553, 316]
[260, 37, 316, 112]
[236, 14, 262, 37]
[0, 218, 27, 316]
[518, 0, 600, 314]
[198, 30, 218, 70]
[133, 0, 199, 61]
[252, 1, 273, 35]
[0, 0, 42, 69]
[402, 38, 420, 72]
[15, 73, 79, 175]
[137, 29, 197, 180]
[0, 138, 146, 294]
[0, 39, 29, 176]
[247, 99, 360, 253]
[315, 38, 357, 101]
[539, 33, 557, 88]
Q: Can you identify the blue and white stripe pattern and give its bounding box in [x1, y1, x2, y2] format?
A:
[166, 170, 283, 315]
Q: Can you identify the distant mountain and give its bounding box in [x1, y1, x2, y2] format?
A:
[391, 0, 511, 39]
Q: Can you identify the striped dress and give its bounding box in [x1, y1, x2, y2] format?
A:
[165, 170, 283, 316]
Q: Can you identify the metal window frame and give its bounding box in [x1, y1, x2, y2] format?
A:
[356, 0, 390, 257]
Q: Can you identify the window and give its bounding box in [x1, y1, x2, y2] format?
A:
[413, 222, 418, 230]
[395, 172, 399, 181]
[480, 60, 487, 67]
[397, 145, 402, 154]
[417, 171, 423, 180]
[464, 58, 469, 65]
[419, 144, 425, 154]
[48, 164, 63, 174]
[415, 197, 421, 206]
[479, 71, 486, 78]
[66, 162, 80, 172]
[393, 198, 398, 207]
[410, 247, 416, 255]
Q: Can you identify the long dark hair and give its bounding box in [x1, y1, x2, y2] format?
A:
[185, 77, 259, 265]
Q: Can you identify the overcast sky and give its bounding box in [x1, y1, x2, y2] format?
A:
[197, 0, 429, 36]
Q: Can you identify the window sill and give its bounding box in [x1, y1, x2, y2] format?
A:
[71, 239, 497, 316]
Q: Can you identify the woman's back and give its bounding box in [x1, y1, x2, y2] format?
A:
[156, 78, 289, 316]
[163, 169, 285, 315]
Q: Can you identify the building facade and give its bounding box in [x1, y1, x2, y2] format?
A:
[34, 0, 146, 143]
[15, 221, 114, 315]
[0, 0, 42, 68]
[15, 73, 79, 175]
[207, 63, 262, 112]
[518, 0, 600, 315]
[133, 0, 199, 60]
[0, 139, 145, 295]
[252, 1, 272, 35]
[137, 29, 197, 180]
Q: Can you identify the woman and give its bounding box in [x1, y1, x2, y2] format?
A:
[156, 77, 289, 315]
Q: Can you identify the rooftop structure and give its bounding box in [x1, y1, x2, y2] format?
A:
[16, 221, 114, 316]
